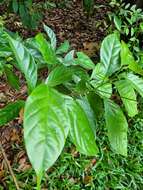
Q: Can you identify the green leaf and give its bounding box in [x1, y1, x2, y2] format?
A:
[24, 84, 70, 179]
[121, 41, 143, 75]
[121, 41, 135, 66]
[68, 98, 98, 156]
[12, 0, 18, 13]
[90, 80, 112, 98]
[91, 63, 107, 81]
[126, 73, 143, 97]
[0, 100, 25, 126]
[115, 80, 138, 117]
[46, 65, 75, 87]
[114, 15, 122, 31]
[104, 99, 128, 156]
[4, 66, 20, 90]
[75, 52, 95, 70]
[64, 50, 75, 65]
[56, 40, 70, 55]
[87, 92, 104, 119]
[36, 33, 57, 65]
[100, 33, 121, 76]
[7, 34, 37, 92]
[43, 24, 57, 50]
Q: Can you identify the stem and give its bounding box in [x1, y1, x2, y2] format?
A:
[37, 174, 42, 190]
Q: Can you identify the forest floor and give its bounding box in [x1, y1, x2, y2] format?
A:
[0, 0, 143, 189]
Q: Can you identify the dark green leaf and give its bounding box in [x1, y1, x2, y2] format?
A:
[4, 66, 20, 90]
[0, 100, 25, 126]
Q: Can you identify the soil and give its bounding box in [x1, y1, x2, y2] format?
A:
[0, 0, 111, 185]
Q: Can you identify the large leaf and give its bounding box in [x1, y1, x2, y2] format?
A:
[115, 80, 138, 117]
[24, 84, 70, 181]
[68, 98, 98, 156]
[0, 100, 25, 126]
[126, 73, 143, 97]
[104, 99, 128, 156]
[100, 33, 121, 76]
[35, 33, 57, 65]
[46, 65, 75, 87]
[44, 24, 57, 50]
[7, 34, 37, 92]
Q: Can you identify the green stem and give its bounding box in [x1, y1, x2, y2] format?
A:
[37, 175, 42, 190]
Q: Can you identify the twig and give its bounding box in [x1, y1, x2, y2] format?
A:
[0, 142, 20, 190]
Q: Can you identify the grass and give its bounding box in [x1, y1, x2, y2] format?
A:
[1, 111, 143, 190]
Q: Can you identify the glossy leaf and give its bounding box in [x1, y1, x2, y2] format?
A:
[36, 33, 57, 65]
[0, 100, 25, 126]
[75, 52, 95, 70]
[24, 84, 70, 179]
[64, 50, 75, 65]
[68, 98, 98, 156]
[44, 24, 57, 50]
[46, 65, 75, 87]
[114, 15, 122, 31]
[90, 80, 112, 98]
[126, 73, 143, 97]
[104, 99, 128, 156]
[7, 34, 37, 92]
[115, 80, 138, 117]
[100, 33, 121, 76]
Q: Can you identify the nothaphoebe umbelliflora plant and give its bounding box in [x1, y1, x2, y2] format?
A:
[0, 25, 143, 189]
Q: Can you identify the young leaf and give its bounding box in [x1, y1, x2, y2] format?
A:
[75, 52, 95, 70]
[100, 33, 121, 76]
[64, 50, 75, 65]
[114, 15, 122, 31]
[7, 34, 37, 92]
[68, 98, 99, 156]
[104, 99, 128, 156]
[56, 40, 70, 55]
[24, 84, 70, 184]
[0, 100, 25, 126]
[126, 73, 143, 97]
[46, 65, 75, 87]
[36, 33, 57, 65]
[115, 80, 138, 117]
[121, 41, 135, 66]
[43, 24, 57, 50]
